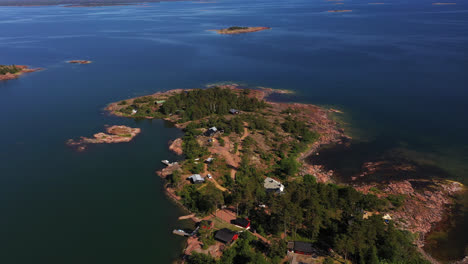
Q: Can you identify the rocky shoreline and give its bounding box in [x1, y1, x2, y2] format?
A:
[306, 141, 466, 262]
[355, 180, 464, 246]
[67, 125, 140, 151]
[0, 65, 41, 81]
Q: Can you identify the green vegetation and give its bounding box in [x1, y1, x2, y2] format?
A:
[246, 175, 428, 264]
[199, 116, 244, 135]
[113, 87, 429, 264]
[323, 257, 335, 264]
[244, 114, 272, 132]
[219, 232, 269, 264]
[182, 124, 208, 159]
[188, 233, 285, 264]
[179, 182, 224, 216]
[218, 137, 225, 146]
[187, 252, 217, 264]
[282, 116, 319, 143]
[0, 65, 21, 75]
[167, 170, 181, 188]
[227, 26, 248, 31]
[198, 225, 216, 249]
[387, 194, 406, 208]
[160, 87, 266, 121]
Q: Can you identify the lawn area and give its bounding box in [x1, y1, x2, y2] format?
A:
[212, 217, 243, 232]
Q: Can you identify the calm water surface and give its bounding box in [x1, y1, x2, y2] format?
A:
[0, 0, 467, 263]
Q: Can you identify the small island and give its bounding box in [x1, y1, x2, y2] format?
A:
[214, 26, 271, 35]
[0, 65, 41, 81]
[67, 60, 92, 64]
[106, 86, 462, 264]
[432, 2, 456, 5]
[67, 125, 140, 151]
[327, 9, 353, 13]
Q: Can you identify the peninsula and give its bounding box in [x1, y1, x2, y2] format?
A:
[0, 65, 41, 81]
[213, 26, 271, 35]
[107, 86, 461, 264]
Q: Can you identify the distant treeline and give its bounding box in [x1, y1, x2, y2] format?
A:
[0, 65, 21, 75]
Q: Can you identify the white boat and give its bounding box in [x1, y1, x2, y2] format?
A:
[161, 160, 170, 166]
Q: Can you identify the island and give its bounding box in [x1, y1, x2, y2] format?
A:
[67, 125, 140, 151]
[67, 60, 92, 64]
[327, 9, 353, 13]
[0, 65, 41, 81]
[213, 26, 271, 35]
[432, 2, 457, 5]
[107, 85, 463, 264]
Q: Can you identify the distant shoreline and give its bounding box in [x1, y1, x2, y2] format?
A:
[0, 0, 182, 7]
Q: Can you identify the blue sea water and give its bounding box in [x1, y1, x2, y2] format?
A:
[0, 0, 467, 263]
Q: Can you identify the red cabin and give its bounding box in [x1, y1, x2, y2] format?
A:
[231, 218, 251, 229]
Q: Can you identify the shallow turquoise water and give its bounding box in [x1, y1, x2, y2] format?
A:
[0, 0, 467, 263]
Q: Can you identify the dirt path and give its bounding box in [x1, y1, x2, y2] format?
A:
[204, 163, 228, 192]
[250, 231, 270, 245]
[231, 122, 250, 179]
[240, 123, 249, 140]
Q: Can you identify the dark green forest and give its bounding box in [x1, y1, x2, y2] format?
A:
[160, 87, 267, 121]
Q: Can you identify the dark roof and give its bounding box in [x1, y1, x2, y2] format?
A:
[214, 228, 236, 243]
[232, 218, 250, 227]
[293, 241, 314, 253]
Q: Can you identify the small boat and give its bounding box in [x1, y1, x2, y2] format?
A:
[161, 160, 170, 166]
[173, 229, 190, 237]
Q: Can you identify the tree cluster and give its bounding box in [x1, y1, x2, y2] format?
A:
[179, 182, 224, 216]
[282, 116, 319, 143]
[0, 65, 21, 75]
[246, 175, 428, 264]
[182, 124, 209, 159]
[160, 87, 267, 121]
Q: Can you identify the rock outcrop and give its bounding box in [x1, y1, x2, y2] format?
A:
[214, 26, 271, 34]
[355, 179, 463, 246]
[0, 65, 41, 81]
[169, 138, 183, 155]
[67, 60, 92, 64]
[67, 125, 140, 151]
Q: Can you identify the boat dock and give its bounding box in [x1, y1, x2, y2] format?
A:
[162, 160, 179, 166]
[172, 226, 200, 237]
